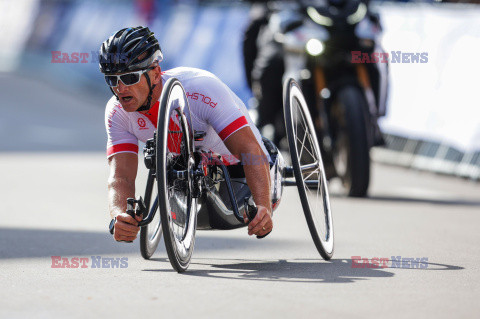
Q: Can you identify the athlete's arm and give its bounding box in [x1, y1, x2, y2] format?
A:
[107, 153, 142, 242]
[224, 126, 273, 237]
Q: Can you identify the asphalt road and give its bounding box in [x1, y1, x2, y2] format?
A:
[1, 74, 480, 318]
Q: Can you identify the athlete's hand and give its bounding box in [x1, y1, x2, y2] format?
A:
[113, 213, 143, 242]
[244, 205, 273, 237]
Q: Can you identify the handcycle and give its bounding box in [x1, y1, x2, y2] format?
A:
[126, 77, 334, 272]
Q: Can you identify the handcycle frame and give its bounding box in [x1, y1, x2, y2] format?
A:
[130, 141, 282, 230]
[126, 77, 334, 272]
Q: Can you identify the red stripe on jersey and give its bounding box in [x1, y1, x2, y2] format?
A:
[107, 143, 139, 157]
[222, 156, 237, 166]
[141, 101, 160, 129]
[218, 116, 248, 141]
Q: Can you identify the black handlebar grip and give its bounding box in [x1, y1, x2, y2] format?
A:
[121, 197, 144, 243]
[247, 205, 258, 223]
[244, 197, 271, 239]
[244, 197, 258, 224]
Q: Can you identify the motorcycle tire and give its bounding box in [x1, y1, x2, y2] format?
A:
[333, 86, 370, 197]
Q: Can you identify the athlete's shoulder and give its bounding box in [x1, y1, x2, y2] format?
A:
[162, 66, 216, 78]
[105, 95, 122, 112]
[162, 67, 222, 86]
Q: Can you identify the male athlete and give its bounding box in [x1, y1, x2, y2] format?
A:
[100, 27, 275, 242]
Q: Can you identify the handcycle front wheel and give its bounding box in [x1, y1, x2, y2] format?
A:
[283, 78, 334, 260]
[140, 170, 162, 259]
[157, 78, 197, 272]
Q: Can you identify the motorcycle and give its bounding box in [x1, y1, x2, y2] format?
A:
[247, 0, 388, 197]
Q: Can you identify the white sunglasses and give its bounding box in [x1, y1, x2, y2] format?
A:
[105, 67, 154, 87]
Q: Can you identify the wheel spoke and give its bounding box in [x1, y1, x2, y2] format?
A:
[303, 167, 319, 181]
[294, 105, 318, 162]
[300, 162, 319, 173]
[297, 100, 324, 232]
[305, 130, 319, 161]
[298, 106, 318, 161]
[296, 134, 316, 161]
[299, 104, 315, 157]
[298, 127, 308, 160]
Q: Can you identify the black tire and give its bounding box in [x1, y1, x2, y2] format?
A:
[140, 171, 162, 259]
[283, 78, 334, 260]
[332, 86, 370, 197]
[157, 78, 197, 272]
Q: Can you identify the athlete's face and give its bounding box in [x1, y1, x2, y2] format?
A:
[113, 66, 162, 112]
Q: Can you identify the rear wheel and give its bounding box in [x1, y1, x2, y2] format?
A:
[157, 78, 197, 272]
[283, 78, 334, 260]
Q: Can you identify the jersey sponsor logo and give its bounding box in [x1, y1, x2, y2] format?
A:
[186, 91, 217, 108]
[138, 118, 148, 130]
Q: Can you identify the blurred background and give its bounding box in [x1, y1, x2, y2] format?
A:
[1, 0, 479, 181]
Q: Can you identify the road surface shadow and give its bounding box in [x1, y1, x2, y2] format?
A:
[0, 227, 286, 259]
[0, 227, 137, 259]
[144, 258, 463, 283]
[331, 193, 480, 207]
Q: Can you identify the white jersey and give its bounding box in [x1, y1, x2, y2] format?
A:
[105, 67, 268, 165]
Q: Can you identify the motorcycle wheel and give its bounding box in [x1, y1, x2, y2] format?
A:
[332, 86, 370, 197]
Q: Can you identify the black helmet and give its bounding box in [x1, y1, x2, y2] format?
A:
[99, 26, 163, 75]
[328, 0, 347, 7]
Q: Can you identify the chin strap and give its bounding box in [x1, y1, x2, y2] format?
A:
[110, 86, 119, 101]
[136, 72, 156, 112]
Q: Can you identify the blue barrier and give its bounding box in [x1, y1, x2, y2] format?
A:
[17, 0, 252, 103]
